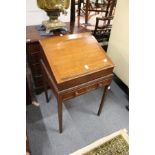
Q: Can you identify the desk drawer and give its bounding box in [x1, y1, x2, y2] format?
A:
[62, 77, 112, 100]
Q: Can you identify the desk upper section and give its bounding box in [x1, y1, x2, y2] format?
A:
[39, 33, 114, 84]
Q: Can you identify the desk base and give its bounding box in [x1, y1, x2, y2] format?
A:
[41, 59, 112, 133]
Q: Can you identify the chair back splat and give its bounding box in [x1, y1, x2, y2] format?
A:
[93, 0, 117, 51]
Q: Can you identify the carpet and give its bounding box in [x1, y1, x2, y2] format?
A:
[70, 129, 129, 155]
[26, 81, 129, 155]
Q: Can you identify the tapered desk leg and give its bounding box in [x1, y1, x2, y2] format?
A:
[57, 96, 63, 133]
[41, 61, 49, 103]
[97, 85, 109, 116]
[42, 76, 49, 103]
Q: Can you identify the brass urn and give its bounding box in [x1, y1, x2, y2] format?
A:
[37, 0, 70, 33]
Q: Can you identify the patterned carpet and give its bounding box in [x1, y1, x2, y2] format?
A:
[70, 129, 129, 155]
[83, 135, 128, 155]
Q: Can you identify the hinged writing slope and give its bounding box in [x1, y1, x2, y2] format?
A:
[39, 33, 114, 90]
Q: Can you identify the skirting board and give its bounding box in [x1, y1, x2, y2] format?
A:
[113, 74, 129, 98]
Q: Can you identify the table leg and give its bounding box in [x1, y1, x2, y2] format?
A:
[97, 85, 109, 116]
[57, 96, 63, 133]
[42, 73, 49, 103]
[85, 0, 89, 25]
[78, 0, 82, 26]
[70, 0, 75, 22]
[44, 81, 49, 103]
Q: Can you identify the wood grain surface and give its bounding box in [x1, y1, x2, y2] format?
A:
[39, 33, 114, 84]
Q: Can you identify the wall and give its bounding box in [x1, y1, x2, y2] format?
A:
[26, 0, 70, 26]
[107, 0, 129, 87]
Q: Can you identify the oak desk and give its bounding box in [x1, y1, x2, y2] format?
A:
[39, 33, 115, 133]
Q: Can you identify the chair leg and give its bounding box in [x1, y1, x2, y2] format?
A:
[94, 18, 99, 36]
[97, 85, 109, 116]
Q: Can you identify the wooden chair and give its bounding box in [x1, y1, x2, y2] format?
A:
[93, 0, 117, 50]
[78, 0, 114, 25]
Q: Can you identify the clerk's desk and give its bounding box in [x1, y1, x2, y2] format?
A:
[39, 32, 115, 133]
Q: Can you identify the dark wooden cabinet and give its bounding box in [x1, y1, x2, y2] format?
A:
[26, 42, 43, 94]
[26, 78, 32, 105]
[26, 23, 90, 94]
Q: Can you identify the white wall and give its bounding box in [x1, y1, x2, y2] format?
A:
[107, 0, 129, 87]
[26, 0, 70, 26]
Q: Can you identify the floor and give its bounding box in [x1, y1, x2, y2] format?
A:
[26, 81, 129, 155]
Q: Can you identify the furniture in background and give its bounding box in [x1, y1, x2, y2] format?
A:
[93, 0, 116, 50]
[71, 0, 76, 22]
[78, 0, 116, 25]
[26, 23, 90, 94]
[39, 33, 115, 133]
[93, 16, 113, 51]
[26, 62, 38, 105]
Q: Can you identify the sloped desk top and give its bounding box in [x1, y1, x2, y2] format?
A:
[39, 33, 114, 89]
